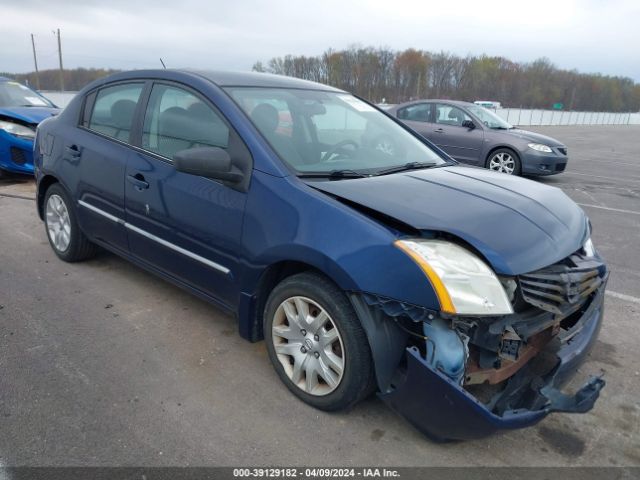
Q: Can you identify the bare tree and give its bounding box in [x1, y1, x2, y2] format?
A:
[251, 47, 640, 111]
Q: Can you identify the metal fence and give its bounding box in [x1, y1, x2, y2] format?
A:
[496, 108, 640, 126]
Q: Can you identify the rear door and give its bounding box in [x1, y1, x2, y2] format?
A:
[124, 82, 250, 307]
[74, 82, 145, 253]
[396, 103, 434, 140]
[432, 103, 484, 164]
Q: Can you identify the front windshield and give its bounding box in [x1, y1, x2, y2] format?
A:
[0, 81, 55, 108]
[466, 105, 512, 129]
[225, 87, 446, 176]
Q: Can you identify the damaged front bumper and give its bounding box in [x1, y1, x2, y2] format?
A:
[352, 279, 607, 441]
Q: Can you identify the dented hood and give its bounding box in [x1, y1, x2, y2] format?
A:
[310, 166, 588, 275]
[0, 106, 60, 125]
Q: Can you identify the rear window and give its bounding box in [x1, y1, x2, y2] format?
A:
[87, 83, 144, 142]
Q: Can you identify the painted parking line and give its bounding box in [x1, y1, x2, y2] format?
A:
[567, 172, 640, 184]
[606, 290, 640, 305]
[576, 160, 640, 168]
[577, 203, 640, 216]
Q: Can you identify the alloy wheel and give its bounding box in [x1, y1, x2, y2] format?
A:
[46, 194, 71, 252]
[489, 152, 516, 174]
[271, 296, 345, 396]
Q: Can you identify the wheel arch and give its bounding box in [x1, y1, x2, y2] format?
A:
[37, 174, 60, 220]
[238, 258, 354, 343]
[485, 144, 520, 164]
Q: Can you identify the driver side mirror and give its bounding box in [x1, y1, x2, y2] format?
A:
[174, 147, 244, 183]
[462, 120, 476, 130]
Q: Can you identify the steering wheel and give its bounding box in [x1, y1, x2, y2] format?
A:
[321, 140, 359, 162]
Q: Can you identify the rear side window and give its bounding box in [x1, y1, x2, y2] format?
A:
[142, 84, 229, 160]
[398, 103, 432, 122]
[87, 83, 143, 142]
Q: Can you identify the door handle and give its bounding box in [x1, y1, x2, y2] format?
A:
[127, 173, 149, 191]
[64, 144, 82, 159]
[434, 128, 445, 133]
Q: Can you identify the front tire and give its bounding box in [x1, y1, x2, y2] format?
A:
[44, 183, 97, 262]
[486, 148, 521, 175]
[264, 272, 375, 411]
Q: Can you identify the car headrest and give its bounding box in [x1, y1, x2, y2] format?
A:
[187, 102, 214, 121]
[448, 109, 463, 121]
[110, 99, 137, 129]
[159, 106, 222, 147]
[159, 106, 190, 136]
[251, 103, 279, 134]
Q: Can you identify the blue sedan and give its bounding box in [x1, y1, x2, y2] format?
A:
[33, 69, 607, 440]
[0, 77, 60, 176]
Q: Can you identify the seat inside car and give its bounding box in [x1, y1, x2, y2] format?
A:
[110, 99, 137, 141]
[251, 103, 305, 166]
[158, 106, 193, 157]
[447, 108, 464, 126]
[407, 106, 429, 122]
[155, 105, 228, 158]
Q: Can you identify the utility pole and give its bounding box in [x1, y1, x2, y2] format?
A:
[55, 28, 64, 91]
[30, 34, 41, 90]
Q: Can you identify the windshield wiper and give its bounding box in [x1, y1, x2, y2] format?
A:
[374, 161, 437, 176]
[297, 169, 368, 180]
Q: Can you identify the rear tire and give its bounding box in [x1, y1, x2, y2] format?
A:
[264, 272, 375, 411]
[486, 148, 521, 175]
[44, 183, 98, 262]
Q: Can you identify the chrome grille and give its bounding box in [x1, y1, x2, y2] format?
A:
[518, 255, 604, 314]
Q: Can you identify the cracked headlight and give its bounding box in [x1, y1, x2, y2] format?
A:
[0, 119, 35, 140]
[528, 143, 553, 153]
[395, 239, 513, 316]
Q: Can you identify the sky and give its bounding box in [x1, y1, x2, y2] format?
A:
[1, 0, 639, 81]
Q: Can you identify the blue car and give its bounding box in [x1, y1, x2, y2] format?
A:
[0, 77, 59, 176]
[34, 70, 607, 440]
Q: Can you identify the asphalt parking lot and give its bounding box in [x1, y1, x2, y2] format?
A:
[1, 125, 639, 467]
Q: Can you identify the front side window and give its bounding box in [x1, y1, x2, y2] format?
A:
[88, 83, 143, 142]
[226, 87, 445, 176]
[142, 84, 229, 159]
[466, 105, 513, 130]
[398, 103, 432, 122]
[435, 104, 473, 127]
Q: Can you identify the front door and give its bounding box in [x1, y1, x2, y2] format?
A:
[124, 83, 249, 307]
[432, 103, 484, 164]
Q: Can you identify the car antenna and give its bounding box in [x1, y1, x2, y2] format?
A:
[159, 58, 167, 69]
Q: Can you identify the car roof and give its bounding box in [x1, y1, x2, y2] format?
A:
[392, 99, 475, 110]
[105, 69, 344, 92]
[188, 69, 344, 91]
